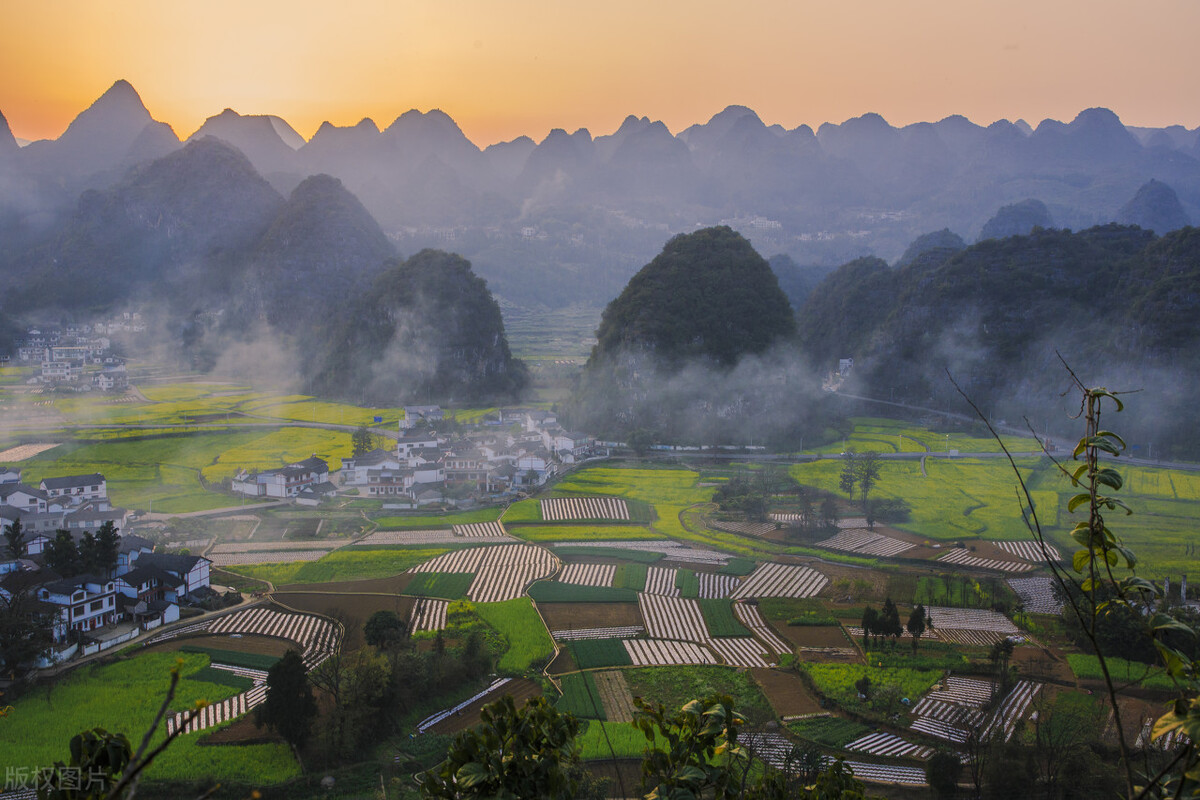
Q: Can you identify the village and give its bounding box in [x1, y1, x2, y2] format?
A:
[0, 404, 601, 667]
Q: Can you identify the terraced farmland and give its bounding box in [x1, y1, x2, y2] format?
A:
[558, 563, 617, 587]
[993, 540, 1062, 562]
[623, 639, 718, 666]
[1008, 575, 1063, 614]
[697, 572, 740, 598]
[540, 496, 630, 521]
[732, 563, 828, 599]
[937, 549, 1034, 573]
[409, 543, 558, 602]
[818, 529, 916, 557]
[409, 598, 448, 632]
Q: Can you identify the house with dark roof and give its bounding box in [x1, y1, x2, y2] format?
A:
[38, 574, 117, 639]
[40, 473, 106, 504]
[233, 456, 329, 498]
[132, 553, 211, 597]
[0, 483, 49, 514]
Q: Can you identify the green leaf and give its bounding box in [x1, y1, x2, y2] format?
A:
[1095, 468, 1123, 490]
[1073, 549, 1092, 573]
[1096, 430, 1127, 449]
[456, 761, 490, 789]
[1067, 493, 1091, 513]
[1150, 613, 1197, 637]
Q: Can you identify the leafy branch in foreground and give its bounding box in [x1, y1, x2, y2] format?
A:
[953, 361, 1200, 799]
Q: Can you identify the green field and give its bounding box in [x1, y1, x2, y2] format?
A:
[556, 672, 606, 720]
[475, 598, 555, 673]
[613, 562, 649, 591]
[577, 720, 661, 760]
[228, 547, 456, 585]
[553, 547, 665, 564]
[0, 652, 298, 783]
[373, 508, 503, 529]
[675, 569, 699, 598]
[1066, 654, 1178, 692]
[809, 417, 1040, 456]
[564, 639, 634, 669]
[624, 666, 773, 724]
[528, 583, 639, 604]
[697, 599, 752, 638]
[405, 572, 475, 599]
[799, 663, 942, 716]
[787, 716, 870, 748]
[501, 498, 542, 523]
[718, 558, 758, 576]
[179, 646, 281, 671]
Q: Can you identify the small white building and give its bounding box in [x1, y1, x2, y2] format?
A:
[40, 473, 107, 505]
[399, 405, 443, 429]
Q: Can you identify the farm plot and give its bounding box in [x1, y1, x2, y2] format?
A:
[645, 565, 681, 596]
[553, 626, 646, 641]
[0, 442, 59, 461]
[910, 677, 994, 742]
[711, 520, 776, 537]
[1008, 575, 1063, 614]
[731, 563, 828, 599]
[549, 540, 731, 565]
[212, 542, 334, 553]
[733, 603, 792, 654]
[594, 671, 636, 722]
[980, 680, 1042, 741]
[454, 521, 509, 538]
[827, 759, 927, 786]
[993, 540, 1062, 562]
[623, 639, 718, 666]
[409, 543, 558, 602]
[354, 529, 504, 546]
[208, 606, 339, 666]
[167, 684, 267, 735]
[539, 602, 644, 633]
[925, 606, 1020, 646]
[937, 549, 1034, 573]
[558, 563, 616, 587]
[845, 732, 934, 760]
[639, 593, 709, 642]
[818, 529, 916, 557]
[541, 496, 630, 521]
[697, 572, 740, 598]
[209, 549, 331, 566]
[707, 638, 772, 668]
[410, 598, 448, 632]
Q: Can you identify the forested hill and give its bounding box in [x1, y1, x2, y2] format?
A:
[566, 227, 833, 446]
[799, 224, 1200, 456]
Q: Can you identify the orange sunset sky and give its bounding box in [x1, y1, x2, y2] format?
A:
[3, 0, 1199, 147]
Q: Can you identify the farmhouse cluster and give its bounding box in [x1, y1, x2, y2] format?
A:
[0, 467, 213, 664]
[231, 406, 599, 507]
[8, 323, 130, 390]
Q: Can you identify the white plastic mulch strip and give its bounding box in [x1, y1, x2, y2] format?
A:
[731, 563, 828, 599]
[417, 678, 512, 733]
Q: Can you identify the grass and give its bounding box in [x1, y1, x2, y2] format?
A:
[799, 663, 941, 714]
[501, 498, 542, 523]
[475, 598, 555, 673]
[719, 558, 757, 576]
[179, 646, 281, 671]
[787, 716, 870, 748]
[758, 598, 839, 627]
[578, 720, 662, 760]
[552, 547, 664, 563]
[565, 639, 634, 669]
[809, 417, 1039, 456]
[697, 600, 752, 638]
[0, 652, 298, 783]
[624, 665, 773, 724]
[556, 672, 606, 720]
[508, 524, 663, 542]
[1066, 654, 1178, 692]
[227, 547, 456, 585]
[528, 583, 639, 604]
[675, 569, 699, 599]
[405, 572, 475, 600]
[613, 563, 649, 591]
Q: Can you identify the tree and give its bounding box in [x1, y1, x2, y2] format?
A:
[854, 451, 882, 510]
[351, 425, 374, 458]
[46, 529, 81, 576]
[839, 451, 858, 497]
[255, 649, 317, 760]
[926, 750, 961, 799]
[418, 695, 582, 800]
[988, 638, 1015, 696]
[3, 518, 25, 560]
[907, 603, 927, 652]
[93, 521, 120, 577]
[0, 587, 54, 675]
[363, 610, 407, 649]
[820, 496, 839, 531]
[880, 597, 903, 648]
[634, 694, 752, 799]
[861, 607, 878, 649]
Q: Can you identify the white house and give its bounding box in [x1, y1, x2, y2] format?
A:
[0, 483, 49, 514]
[38, 575, 118, 638]
[40, 473, 107, 505]
[234, 456, 329, 498]
[132, 553, 211, 598]
[0, 467, 21, 484]
[399, 405, 443, 429]
[397, 432, 440, 457]
[340, 449, 404, 486]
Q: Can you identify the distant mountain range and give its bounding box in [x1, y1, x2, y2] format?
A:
[2, 81, 1197, 309]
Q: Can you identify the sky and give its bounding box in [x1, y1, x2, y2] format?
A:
[3, 0, 1199, 147]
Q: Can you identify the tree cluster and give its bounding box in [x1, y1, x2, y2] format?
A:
[44, 522, 121, 578]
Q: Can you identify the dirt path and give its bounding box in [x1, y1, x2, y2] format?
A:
[594, 670, 636, 722]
